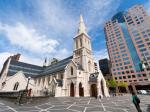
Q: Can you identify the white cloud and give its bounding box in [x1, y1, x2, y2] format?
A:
[33, 0, 121, 36]
[35, 0, 77, 37]
[0, 22, 59, 55]
[0, 52, 13, 71]
[20, 55, 43, 66]
[93, 49, 109, 62]
[84, 0, 121, 30]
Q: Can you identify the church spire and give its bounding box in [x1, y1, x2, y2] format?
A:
[77, 15, 87, 35]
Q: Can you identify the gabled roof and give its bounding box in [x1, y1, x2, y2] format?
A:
[7, 56, 73, 78]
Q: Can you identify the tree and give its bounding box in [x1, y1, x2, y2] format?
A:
[118, 81, 128, 93]
[118, 81, 128, 88]
[106, 80, 129, 94]
[106, 80, 118, 93]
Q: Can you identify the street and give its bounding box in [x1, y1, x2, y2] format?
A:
[0, 95, 149, 112]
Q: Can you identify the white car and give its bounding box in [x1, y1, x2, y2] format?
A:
[138, 90, 147, 95]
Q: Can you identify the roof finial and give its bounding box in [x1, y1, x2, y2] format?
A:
[77, 14, 87, 35]
[43, 57, 47, 67]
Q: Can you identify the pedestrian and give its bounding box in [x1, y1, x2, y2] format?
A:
[131, 91, 142, 112]
[28, 88, 32, 97]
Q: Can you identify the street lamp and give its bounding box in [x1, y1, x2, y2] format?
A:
[26, 76, 31, 90]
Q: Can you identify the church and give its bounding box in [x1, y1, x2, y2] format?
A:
[0, 16, 109, 97]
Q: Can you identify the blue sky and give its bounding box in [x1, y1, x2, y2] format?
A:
[0, 0, 150, 69]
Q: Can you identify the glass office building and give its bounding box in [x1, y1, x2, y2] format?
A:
[104, 5, 150, 84]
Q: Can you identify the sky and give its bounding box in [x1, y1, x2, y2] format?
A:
[0, 0, 150, 70]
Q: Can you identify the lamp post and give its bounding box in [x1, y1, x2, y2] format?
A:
[26, 76, 31, 90]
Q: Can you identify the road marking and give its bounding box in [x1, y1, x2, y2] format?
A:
[99, 99, 106, 111]
[123, 109, 129, 112]
[87, 98, 91, 104]
[7, 106, 18, 112]
[68, 108, 80, 112]
[112, 101, 117, 106]
[83, 107, 87, 112]
[67, 102, 76, 109]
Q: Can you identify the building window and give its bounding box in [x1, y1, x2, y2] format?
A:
[2, 82, 6, 88]
[128, 75, 131, 78]
[124, 61, 130, 65]
[61, 74, 63, 79]
[140, 48, 146, 52]
[80, 38, 82, 47]
[132, 75, 135, 78]
[71, 67, 73, 75]
[125, 66, 128, 69]
[88, 61, 91, 72]
[76, 40, 78, 49]
[13, 82, 19, 90]
[119, 77, 122, 79]
[138, 44, 144, 48]
[131, 70, 134, 73]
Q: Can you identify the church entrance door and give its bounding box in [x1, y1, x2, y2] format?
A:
[70, 82, 74, 97]
[79, 83, 84, 96]
[90, 84, 97, 97]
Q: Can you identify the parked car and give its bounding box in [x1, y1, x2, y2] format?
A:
[137, 90, 147, 95]
[146, 90, 150, 95]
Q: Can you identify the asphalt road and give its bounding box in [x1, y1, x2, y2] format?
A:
[0, 95, 149, 112]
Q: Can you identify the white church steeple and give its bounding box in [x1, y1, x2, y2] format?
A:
[73, 15, 94, 72]
[77, 15, 87, 35]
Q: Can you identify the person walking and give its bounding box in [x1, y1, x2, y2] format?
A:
[131, 91, 142, 112]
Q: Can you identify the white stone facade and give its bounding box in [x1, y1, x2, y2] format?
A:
[0, 16, 109, 97]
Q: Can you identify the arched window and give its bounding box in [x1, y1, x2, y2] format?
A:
[61, 74, 63, 79]
[88, 61, 91, 72]
[80, 38, 82, 47]
[71, 67, 73, 75]
[13, 82, 19, 90]
[43, 78, 45, 85]
[76, 40, 78, 49]
[2, 82, 6, 88]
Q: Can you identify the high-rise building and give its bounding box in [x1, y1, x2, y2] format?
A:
[99, 58, 112, 81]
[104, 5, 150, 84]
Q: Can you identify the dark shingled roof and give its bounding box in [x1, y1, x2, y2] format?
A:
[7, 56, 73, 78]
[8, 60, 44, 78]
[38, 56, 73, 77]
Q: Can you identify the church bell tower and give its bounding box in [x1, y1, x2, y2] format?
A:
[73, 15, 94, 73]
